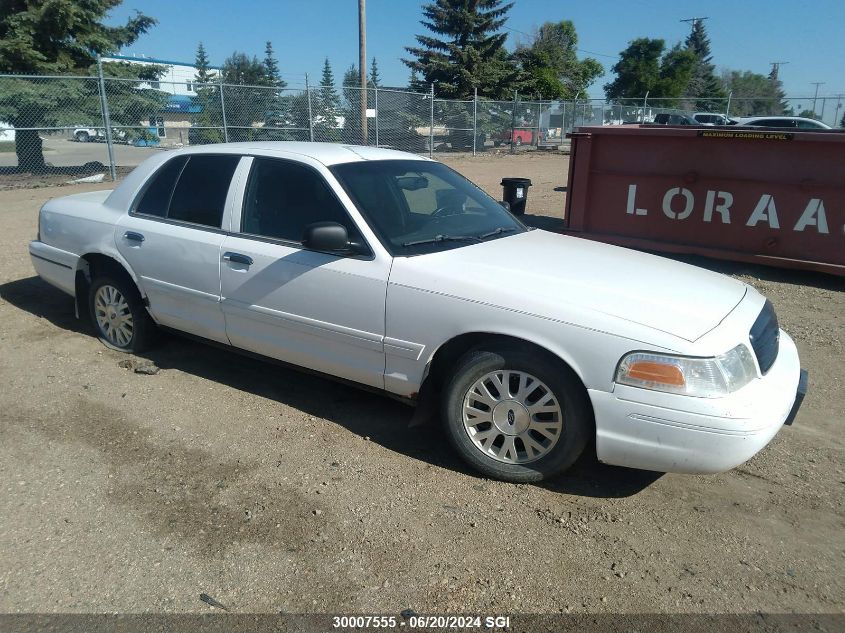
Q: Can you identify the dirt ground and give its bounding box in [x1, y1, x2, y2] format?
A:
[0, 154, 843, 617]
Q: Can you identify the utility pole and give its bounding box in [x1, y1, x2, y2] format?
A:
[680, 16, 709, 31]
[358, 0, 368, 145]
[768, 61, 789, 81]
[811, 82, 825, 115]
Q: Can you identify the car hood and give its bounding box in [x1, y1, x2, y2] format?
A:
[389, 229, 748, 342]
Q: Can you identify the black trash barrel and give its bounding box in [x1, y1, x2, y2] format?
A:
[500, 177, 532, 215]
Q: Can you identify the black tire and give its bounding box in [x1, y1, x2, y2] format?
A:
[442, 345, 591, 483]
[75, 131, 90, 143]
[88, 274, 156, 353]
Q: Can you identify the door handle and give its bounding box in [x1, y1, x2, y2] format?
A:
[222, 252, 253, 266]
[123, 231, 145, 243]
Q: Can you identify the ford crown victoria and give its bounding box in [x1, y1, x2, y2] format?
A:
[29, 143, 807, 482]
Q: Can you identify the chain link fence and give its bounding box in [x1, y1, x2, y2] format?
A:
[2, 69, 843, 187]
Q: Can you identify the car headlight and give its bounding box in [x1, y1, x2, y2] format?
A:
[615, 344, 758, 398]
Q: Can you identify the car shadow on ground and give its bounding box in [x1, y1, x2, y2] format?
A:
[1, 275, 661, 499]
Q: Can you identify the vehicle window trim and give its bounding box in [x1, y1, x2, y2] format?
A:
[235, 156, 375, 259]
[129, 152, 238, 232]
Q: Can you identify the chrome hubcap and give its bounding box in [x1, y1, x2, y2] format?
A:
[94, 285, 133, 347]
[462, 370, 563, 464]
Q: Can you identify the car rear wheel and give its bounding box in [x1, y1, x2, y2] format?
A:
[75, 131, 90, 143]
[88, 275, 155, 353]
[442, 346, 591, 482]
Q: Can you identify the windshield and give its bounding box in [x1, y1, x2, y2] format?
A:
[330, 159, 526, 255]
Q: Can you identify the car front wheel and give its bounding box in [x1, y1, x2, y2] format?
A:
[88, 275, 155, 353]
[442, 346, 591, 483]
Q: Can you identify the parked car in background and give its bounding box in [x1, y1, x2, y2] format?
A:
[28, 142, 806, 483]
[731, 116, 832, 129]
[651, 112, 698, 125]
[492, 129, 535, 146]
[693, 112, 730, 126]
[72, 126, 127, 143]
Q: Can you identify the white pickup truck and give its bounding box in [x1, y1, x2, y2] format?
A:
[29, 142, 807, 482]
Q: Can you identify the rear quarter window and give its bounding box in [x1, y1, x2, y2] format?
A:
[135, 156, 187, 217]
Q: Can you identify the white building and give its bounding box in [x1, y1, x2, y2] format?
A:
[101, 54, 220, 95]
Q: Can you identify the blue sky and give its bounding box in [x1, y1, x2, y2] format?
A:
[108, 0, 844, 101]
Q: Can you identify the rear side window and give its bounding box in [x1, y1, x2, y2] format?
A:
[135, 154, 239, 228]
[169, 155, 240, 228]
[136, 156, 187, 217]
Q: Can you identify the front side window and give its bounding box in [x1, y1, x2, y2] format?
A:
[241, 158, 363, 245]
[135, 154, 239, 228]
[331, 159, 526, 255]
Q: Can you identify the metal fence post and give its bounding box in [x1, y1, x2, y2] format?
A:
[725, 90, 733, 120]
[306, 74, 314, 142]
[642, 91, 649, 122]
[510, 90, 517, 155]
[536, 100, 542, 146]
[429, 83, 434, 159]
[472, 87, 477, 156]
[219, 75, 229, 142]
[374, 85, 379, 147]
[96, 57, 117, 181]
[561, 101, 566, 137]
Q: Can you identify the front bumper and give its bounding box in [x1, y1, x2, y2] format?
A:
[590, 331, 805, 474]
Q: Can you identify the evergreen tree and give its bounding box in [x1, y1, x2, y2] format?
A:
[403, 0, 517, 99]
[840, 111, 845, 128]
[314, 58, 341, 140]
[194, 42, 216, 85]
[0, 0, 156, 171]
[191, 42, 222, 145]
[767, 66, 789, 115]
[342, 64, 365, 143]
[221, 52, 271, 141]
[263, 41, 287, 88]
[370, 57, 381, 87]
[682, 21, 725, 111]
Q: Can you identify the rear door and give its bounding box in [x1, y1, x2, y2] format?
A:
[219, 156, 390, 389]
[116, 154, 244, 343]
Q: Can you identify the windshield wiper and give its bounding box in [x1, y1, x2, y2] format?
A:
[402, 234, 481, 247]
[477, 227, 517, 240]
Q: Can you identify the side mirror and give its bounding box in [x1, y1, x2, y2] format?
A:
[499, 200, 511, 212]
[302, 221, 351, 253]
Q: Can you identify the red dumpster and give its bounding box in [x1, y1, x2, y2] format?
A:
[564, 125, 845, 276]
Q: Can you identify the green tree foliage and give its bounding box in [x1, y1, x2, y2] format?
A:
[604, 38, 696, 105]
[403, 0, 516, 99]
[370, 57, 380, 87]
[313, 58, 341, 141]
[767, 66, 789, 115]
[798, 109, 819, 120]
[840, 112, 845, 128]
[262, 41, 286, 89]
[721, 70, 789, 117]
[513, 20, 603, 99]
[220, 51, 270, 141]
[682, 20, 725, 111]
[0, 0, 156, 171]
[341, 63, 366, 144]
[190, 42, 222, 145]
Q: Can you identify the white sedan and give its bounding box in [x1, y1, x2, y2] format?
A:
[29, 142, 807, 482]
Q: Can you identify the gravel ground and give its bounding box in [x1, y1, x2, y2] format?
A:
[0, 154, 843, 616]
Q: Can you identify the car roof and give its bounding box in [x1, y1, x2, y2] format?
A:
[171, 141, 430, 166]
